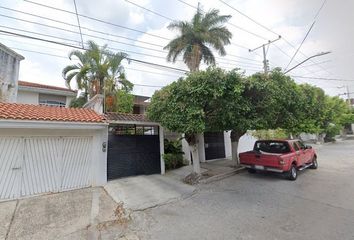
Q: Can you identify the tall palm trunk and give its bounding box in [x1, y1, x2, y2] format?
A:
[189, 44, 201, 72]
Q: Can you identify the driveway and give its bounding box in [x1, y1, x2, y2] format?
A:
[126, 139, 354, 240]
[0, 174, 196, 240]
[0, 187, 118, 240]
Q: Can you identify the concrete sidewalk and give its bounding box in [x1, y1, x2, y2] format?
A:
[166, 159, 245, 184]
[104, 175, 196, 211]
[0, 187, 119, 240]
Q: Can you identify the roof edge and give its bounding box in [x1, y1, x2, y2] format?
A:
[0, 43, 25, 60]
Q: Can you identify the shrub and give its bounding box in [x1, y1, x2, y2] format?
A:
[324, 124, 340, 142]
[164, 139, 184, 154]
[163, 139, 185, 170]
[251, 129, 288, 140]
[163, 153, 184, 170]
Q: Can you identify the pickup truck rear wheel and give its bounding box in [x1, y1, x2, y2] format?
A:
[287, 164, 297, 181]
[310, 156, 318, 169]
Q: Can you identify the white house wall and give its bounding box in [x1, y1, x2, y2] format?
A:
[238, 133, 257, 153]
[16, 90, 39, 104]
[0, 44, 23, 103]
[224, 131, 232, 158]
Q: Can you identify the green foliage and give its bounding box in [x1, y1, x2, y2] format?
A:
[164, 139, 184, 154]
[163, 139, 185, 170]
[223, 69, 302, 140]
[251, 129, 288, 140]
[163, 153, 184, 170]
[149, 67, 351, 146]
[63, 40, 132, 97]
[69, 96, 87, 108]
[115, 90, 134, 113]
[164, 7, 232, 71]
[148, 67, 244, 138]
[324, 124, 341, 142]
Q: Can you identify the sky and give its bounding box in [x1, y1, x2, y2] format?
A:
[1, 0, 354, 98]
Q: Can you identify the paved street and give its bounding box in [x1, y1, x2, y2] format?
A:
[128, 139, 354, 240]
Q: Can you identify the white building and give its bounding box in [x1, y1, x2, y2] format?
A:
[17, 80, 77, 107]
[0, 42, 24, 103]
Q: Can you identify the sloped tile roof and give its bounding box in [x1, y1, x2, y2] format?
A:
[0, 103, 104, 123]
[105, 112, 151, 122]
[18, 81, 77, 93]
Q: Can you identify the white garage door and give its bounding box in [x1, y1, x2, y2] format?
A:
[0, 136, 92, 200]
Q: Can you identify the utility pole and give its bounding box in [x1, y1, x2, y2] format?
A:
[346, 85, 351, 107]
[249, 36, 281, 75]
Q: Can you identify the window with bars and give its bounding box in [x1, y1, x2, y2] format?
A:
[109, 125, 159, 136]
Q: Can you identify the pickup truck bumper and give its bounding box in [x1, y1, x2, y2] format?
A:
[241, 164, 284, 173]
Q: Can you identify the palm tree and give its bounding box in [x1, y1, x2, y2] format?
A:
[164, 7, 232, 72]
[62, 41, 130, 98]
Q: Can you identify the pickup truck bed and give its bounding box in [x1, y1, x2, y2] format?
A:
[239, 140, 317, 180]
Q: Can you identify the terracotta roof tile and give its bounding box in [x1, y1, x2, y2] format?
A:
[0, 103, 104, 123]
[105, 112, 152, 122]
[18, 81, 77, 93]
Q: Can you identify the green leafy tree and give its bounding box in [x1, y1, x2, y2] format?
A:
[148, 68, 244, 173]
[289, 84, 327, 135]
[222, 70, 304, 163]
[69, 95, 87, 108]
[114, 90, 134, 113]
[164, 7, 232, 72]
[322, 96, 350, 141]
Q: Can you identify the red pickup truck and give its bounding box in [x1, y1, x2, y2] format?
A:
[239, 140, 318, 180]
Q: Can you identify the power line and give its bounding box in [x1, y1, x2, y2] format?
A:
[290, 76, 354, 82]
[133, 83, 165, 88]
[120, 1, 266, 61]
[0, 6, 263, 67]
[218, 0, 330, 75]
[3, 31, 344, 91]
[23, 0, 170, 40]
[5, 43, 187, 80]
[0, 13, 171, 54]
[285, 21, 316, 70]
[125, 67, 185, 78]
[5, 46, 68, 59]
[124, 0, 174, 21]
[72, 0, 84, 48]
[314, 0, 327, 20]
[0, 29, 190, 73]
[174, 0, 269, 41]
[0, 6, 164, 47]
[218, 0, 279, 37]
[0, 7, 162, 48]
[0, 25, 80, 45]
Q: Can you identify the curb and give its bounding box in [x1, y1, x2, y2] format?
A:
[200, 167, 246, 184]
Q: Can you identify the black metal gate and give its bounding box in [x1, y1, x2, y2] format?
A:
[204, 132, 225, 160]
[107, 125, 161, 180]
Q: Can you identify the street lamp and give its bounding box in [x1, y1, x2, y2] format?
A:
[284, 51, 331, 74]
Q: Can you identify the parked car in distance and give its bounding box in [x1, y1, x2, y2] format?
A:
[239, 139, 318, 180]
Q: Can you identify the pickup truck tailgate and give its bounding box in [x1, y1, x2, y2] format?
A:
[239, 151, 282, 168]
